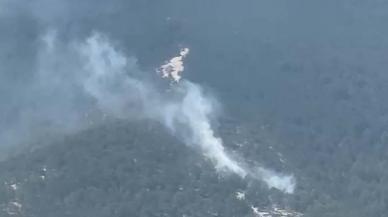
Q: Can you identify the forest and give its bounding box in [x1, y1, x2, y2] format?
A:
[1, 0, 388, 216]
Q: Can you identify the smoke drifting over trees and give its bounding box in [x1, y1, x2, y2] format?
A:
[1, 0, 388, 216]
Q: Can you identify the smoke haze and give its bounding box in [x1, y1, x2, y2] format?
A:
[0, 0, 320, 194]
[0, 25, 295, 192]
[3, 1, 388, 216]
[76, 32, 296, 193]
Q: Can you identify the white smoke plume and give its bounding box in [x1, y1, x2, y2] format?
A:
[36, 31, 296, 194]
[160, 81, 248, 177]
[79, 34, 153, 119]
[77, 33, 247, 177]
[255, 168, 296, 194]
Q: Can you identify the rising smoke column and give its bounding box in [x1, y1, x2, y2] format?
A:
[41, 31, 295, 194]
[78, 34, 247, 177]
[160, 80, 248, 177]
[156, 48, 296, 193]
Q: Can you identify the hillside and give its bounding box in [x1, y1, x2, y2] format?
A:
[0, 120, 300, 217]
[2, 0, 388, 216]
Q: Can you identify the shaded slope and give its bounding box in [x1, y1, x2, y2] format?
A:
[0, 120, 284, 217]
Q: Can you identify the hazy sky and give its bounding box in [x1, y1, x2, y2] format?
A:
[1, 0, 388, 154]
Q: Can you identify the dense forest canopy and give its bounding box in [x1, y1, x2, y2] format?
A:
[1, 0, 388, 216]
